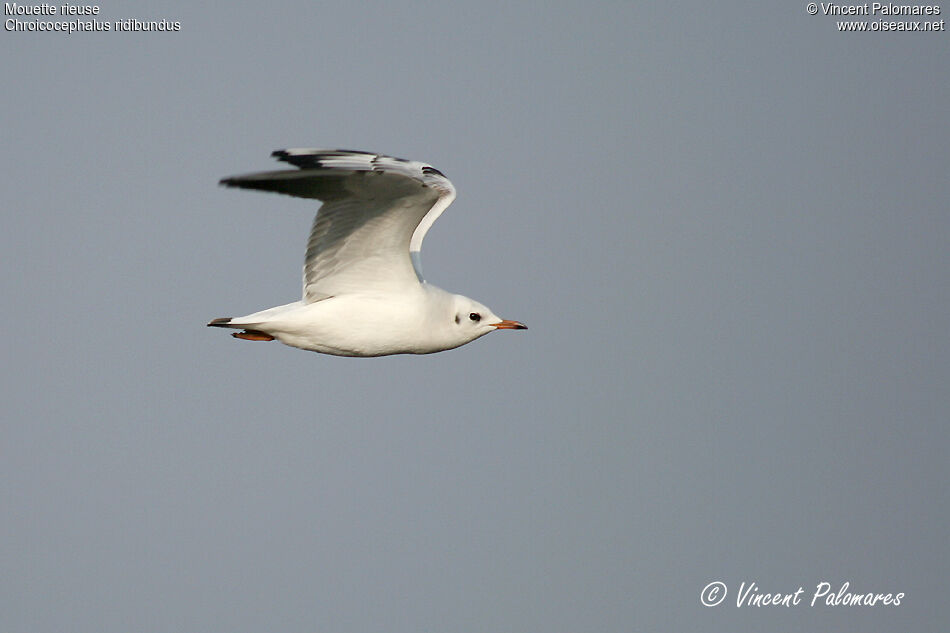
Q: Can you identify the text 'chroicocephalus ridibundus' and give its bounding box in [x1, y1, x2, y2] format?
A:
[208, 149, 526, 357]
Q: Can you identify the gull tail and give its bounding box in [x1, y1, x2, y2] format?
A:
[207, 317, 274, 342]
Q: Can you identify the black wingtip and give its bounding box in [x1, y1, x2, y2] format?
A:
[271, 148, 376, 162]
[207, 317, 233, 328]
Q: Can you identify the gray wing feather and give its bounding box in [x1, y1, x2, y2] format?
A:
[220, 149, 456, 303]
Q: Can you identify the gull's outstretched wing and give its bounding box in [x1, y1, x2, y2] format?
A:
[220, 149, 457, 303]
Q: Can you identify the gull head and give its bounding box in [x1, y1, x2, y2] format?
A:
[446, 294, 527, 348]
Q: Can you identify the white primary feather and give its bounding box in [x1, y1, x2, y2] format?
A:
[220, 149, 456, 302]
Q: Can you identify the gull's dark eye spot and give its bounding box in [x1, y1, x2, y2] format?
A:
[469, 312, 481, 322]
[454, 315, 460, 324]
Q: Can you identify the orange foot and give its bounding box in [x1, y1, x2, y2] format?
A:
[232, 329, 275, 342]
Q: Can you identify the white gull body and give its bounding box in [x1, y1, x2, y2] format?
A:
[208, 149, 526, 357]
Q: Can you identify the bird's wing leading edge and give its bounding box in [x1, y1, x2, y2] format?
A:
[219, 149, 457, 303]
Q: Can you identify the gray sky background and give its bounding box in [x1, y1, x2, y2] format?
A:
[2, 2, 947, 632]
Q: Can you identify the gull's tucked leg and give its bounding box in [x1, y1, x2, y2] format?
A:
[232, 329, 275, 342]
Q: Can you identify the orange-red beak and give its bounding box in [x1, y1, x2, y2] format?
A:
[492, 319, 527, 330]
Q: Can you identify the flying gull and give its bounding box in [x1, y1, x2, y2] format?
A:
[208, 149, 526, 356]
